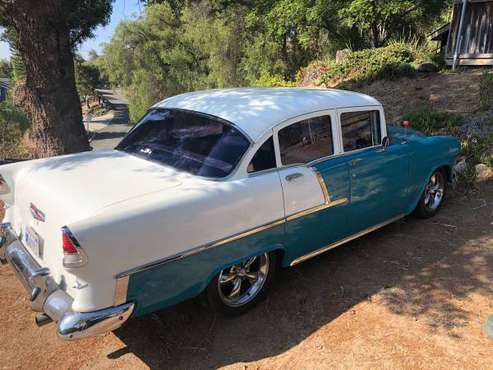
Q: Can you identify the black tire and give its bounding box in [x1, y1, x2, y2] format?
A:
[414, 168, 447, 219]
[204, 251, 279, 315]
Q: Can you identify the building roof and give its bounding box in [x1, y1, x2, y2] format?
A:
[155, 88, 381, 141]
[0, 78, 9, 90]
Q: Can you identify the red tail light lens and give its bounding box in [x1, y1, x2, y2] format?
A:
[61, 226, 87, 268]
[62, 229, 78, 254]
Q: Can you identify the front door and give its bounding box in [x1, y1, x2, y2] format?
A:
[274, 112, 352, 263]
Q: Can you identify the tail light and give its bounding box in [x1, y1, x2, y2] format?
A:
[62, 226, 88, 268]
[0, 175, 11, 195]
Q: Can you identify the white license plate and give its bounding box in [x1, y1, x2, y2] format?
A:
[22, 226, 42, 258]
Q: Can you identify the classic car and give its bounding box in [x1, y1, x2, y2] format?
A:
[0, 88, 460, 340]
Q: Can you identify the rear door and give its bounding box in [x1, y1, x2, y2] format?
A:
[273, 111, 352, 263]
[338, 107, 410, 234]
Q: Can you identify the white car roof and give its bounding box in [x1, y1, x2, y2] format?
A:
[155, 88, 381, 142]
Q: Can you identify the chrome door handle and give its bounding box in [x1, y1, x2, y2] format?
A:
[285, 173, 304, 182]
[350, 158, 362, 166]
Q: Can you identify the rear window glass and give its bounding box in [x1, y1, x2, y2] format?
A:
[117, 109, 250, 178]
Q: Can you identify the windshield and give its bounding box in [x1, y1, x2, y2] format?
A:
[116, 109, 250, 178]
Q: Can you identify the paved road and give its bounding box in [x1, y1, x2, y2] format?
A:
[90, 89, 133, 150]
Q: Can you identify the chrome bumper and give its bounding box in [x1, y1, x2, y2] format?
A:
[0, 223, 134, 340]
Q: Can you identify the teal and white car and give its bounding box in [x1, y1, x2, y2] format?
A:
[0, 88, 460, 339]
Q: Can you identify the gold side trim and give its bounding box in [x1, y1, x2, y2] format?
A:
[286, 198, 348, 222]
[290, 214, 405, 266]
[117, 171, 347, 277]
[211, 219, 286, 248]
[314, 171, 331, 203]
[114, 275, 130, 305]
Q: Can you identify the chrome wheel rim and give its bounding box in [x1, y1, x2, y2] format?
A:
[217, 253, 269, 307]
[424, 172, 445, 210]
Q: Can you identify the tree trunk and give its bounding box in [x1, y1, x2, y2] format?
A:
[5, 0, 90, 158]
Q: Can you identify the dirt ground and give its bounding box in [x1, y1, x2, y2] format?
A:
[0, 181, 492, 369]
[356, 69, 483, 123]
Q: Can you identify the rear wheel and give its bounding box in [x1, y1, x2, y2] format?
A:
[414, 169, 446, 219]
[205, 251, 278, 315]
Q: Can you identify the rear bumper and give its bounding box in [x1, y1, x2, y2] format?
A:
[0, 223, 134, 340]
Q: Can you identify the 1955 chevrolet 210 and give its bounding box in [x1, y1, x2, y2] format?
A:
[0, 88, 459, 339]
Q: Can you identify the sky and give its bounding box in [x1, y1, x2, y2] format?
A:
[0, 0, 143, 61]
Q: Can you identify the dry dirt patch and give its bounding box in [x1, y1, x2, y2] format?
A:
[1, 182, 492, 369]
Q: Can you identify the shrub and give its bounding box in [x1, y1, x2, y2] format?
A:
[0, 101, 30, 159]
[254, 74, 297, 87]
[319, 42, 418, 87]
[461, 134, 493, 167]
[479, 70, 493, 110]
[401, 108, 463, 135]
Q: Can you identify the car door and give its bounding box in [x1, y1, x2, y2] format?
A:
[338, 107, 410, 234]
[273, 111, 352, 264]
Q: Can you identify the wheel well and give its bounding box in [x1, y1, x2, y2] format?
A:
[438, 165, 452, 183]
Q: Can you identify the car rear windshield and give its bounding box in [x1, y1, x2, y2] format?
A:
[116, 109, 250, 178]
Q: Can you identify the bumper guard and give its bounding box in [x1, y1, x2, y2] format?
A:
[0, 223, 134, 340]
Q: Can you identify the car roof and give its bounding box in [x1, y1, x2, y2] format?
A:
[155, 88, 381, 142]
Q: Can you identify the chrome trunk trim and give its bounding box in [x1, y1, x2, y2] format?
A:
[290, 214, 405, 266]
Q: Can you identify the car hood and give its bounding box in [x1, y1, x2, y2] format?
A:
[15, 150, 185, 221]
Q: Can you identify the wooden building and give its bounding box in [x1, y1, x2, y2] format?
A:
[432, 0, 493, 67]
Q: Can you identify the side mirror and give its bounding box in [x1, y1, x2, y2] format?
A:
[382, 136, 390, 150]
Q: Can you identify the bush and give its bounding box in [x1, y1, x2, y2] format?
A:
[479, 70, 493, 110]
[319, 42, 418, 87]
[0, 101, 30, 159]
[401, 108, 463, 135]
[254, 74, 297, 87]
[461, 134, 493, 167]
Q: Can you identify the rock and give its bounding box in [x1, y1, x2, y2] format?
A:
[454, 159, 468, 177]
[336, 49, 351, 63]
[475, 163, 493, 181]
[416, 62, 438, 73]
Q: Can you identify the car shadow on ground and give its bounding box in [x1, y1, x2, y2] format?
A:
[110, 185, 493, 369]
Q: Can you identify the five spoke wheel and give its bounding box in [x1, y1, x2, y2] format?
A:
[423, 171, 445, 211]
[217, 253, 270, 307]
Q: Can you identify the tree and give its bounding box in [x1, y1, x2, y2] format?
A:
[0, 0, 112, 157]
[338, 0, 451, 47]
[75, 57, 103, 108]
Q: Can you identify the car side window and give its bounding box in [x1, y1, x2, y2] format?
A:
[341, 110, 381, 152]
[278, 115, 333, 165]
[247, 137, 276, 173]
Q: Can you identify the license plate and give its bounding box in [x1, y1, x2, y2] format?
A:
[22, 226, 42, 259]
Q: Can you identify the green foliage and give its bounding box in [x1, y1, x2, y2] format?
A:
[0, 60, 11, 78]
[254, 74, 297, 87]
[401, 108, 463, 135]
[461, 134, 493, 167]
[338, 0, 450, 47]
[75, 57, 103, 104]
[319, 42, 419, 87]
[479, 70, 493, 110]
[0, 100, 30, 159]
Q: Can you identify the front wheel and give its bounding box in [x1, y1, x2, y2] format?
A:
[205, 251, 278, 315]
[414, 169, 447, 219]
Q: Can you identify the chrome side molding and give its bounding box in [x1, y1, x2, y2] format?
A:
[290, 214, 405, 266]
